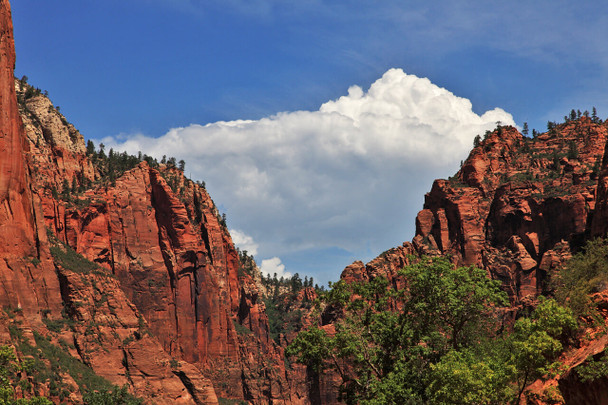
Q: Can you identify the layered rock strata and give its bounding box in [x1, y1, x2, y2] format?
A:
[412, 122, 607, 303]
[0, 1, 298, 402]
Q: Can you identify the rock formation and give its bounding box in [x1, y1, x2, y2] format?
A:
[0, 1, 300, 403]
[413, 121, 606, 304]
[15, 68, 297, 404]
[7, 0, 608, 400]
[0, 0, 63, 321]
[322, 118, 608, 404]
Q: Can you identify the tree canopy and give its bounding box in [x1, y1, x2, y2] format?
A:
[287, 256, 576, 404]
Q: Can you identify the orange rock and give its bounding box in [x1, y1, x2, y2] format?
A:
[412, 123, 608, 303]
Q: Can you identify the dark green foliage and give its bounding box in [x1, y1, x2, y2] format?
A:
[567, 140, 579, 159]
[79, 140, 160, 192]
[236, 249, 255, 277]
[592, 107, 600, 123]
[233, 320, 252, 336]
[473, 134, 481, 147]
[0, 344, 53, 404]
[592, 158, 602, 179]
[264, 297, 303, 344]
[555, 238, 608, 318]
[41, 317, 67, 333]
[86, 140, 96, 157]
[551, 151, 561, 171]
[258, 270, 319, 344]
[576, 348, 608, 383]
[507, 298, 576, 403]
[49, 243, 103, 275]
[288, 257, 577, 405]
[82, 385, 142, 405]
[6, 326, 142, 404]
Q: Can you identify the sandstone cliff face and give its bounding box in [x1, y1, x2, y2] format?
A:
[0, 1, 299, 402]
[17, 95, 296, 402]
[412, 122, 607, 303]
[334, 121, 608, 306]
[37, 159, 299, 402]
[0, 1, 220, 402]
[0, 0, 63, 321]
[320, 119, 608, 404]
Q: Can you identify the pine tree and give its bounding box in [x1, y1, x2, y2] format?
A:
[592, 107, 599, 123]
[473, 134, 481, 147]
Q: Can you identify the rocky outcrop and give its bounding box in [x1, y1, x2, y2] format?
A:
[412, 122, 607, 303]
[323, 120, 608, 404]
[38, 161, 297, 402]
[521, 291, 608, 405]
[336, 123, 606, 303]
[17, 77, 95, 193]
[0, 0, 63, 321]
[51, 242, 218, 404]
[0, 1, 298, 402]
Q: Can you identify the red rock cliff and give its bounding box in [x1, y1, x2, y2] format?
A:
[0, 0, 62, 319]
[0, 2, 222, 403]
[412, 121, 607, 303]
[15, 74, 300, 404]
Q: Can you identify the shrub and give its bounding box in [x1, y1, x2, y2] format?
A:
[555, 238, 608, 318]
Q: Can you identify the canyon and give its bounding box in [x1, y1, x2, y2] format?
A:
[2, 0, 608, 403]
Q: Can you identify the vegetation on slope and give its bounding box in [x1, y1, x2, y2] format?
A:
[287, 256, 580, 405]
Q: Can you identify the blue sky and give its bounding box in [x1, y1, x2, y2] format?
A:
[12, 1, 608, 285]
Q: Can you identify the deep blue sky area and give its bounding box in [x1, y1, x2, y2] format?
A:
[11, 1, 608, 284]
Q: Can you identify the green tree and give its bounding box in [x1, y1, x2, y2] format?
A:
[288, 257, 580, 404]
[426, 348, 510, 405]
[508, 298, 576, 404]
[86, 140, 95, 156]
[288, 257, 508, 404]
[567, 140, 579, 159]
[555, 238, 608, 318]
[473, 134, 482, 148]
[98, 143, 106, 160]
[592, 107, 599, 123]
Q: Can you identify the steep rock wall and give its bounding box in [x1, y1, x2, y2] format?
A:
[0, 0, 62, 320]
[413, 122, 607, 303]
[0, 2, 219, 403]
[18, 83, 298, 402]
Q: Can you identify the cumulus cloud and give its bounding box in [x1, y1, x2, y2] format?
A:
[105, 69, 514, 283]
[230, 229, 259, 256]
[260, 257, 292, 279]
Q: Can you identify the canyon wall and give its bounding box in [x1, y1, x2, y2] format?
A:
[0, 1, 300, 402]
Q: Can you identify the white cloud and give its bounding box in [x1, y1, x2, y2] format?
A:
[105, 68, 514, 281]
[260, 257, 292, 279]
[230, 229, 259, 256]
